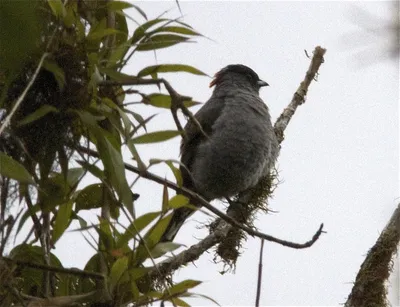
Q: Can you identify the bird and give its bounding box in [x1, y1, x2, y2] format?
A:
[160, 64, 278, 242]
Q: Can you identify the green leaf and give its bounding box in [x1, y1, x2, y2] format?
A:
[52, 200, 73, 244]
[9, 244, 63, 296]
[131, 130, 181, 144]
[133, 214, 173, 264]
[166, 161, 183, 186]
[107, 0, 134, 11]
[149, 159, 183, 186]
[131, 19, 169, 45]
[75, 183, 103, 211]
[117, 211, 161, 248]
[150, 242, 183, 258]
[47, 0, 66, 18]
[168, 195, 189, 209]
[137, 64, 207, 78]
[109, 256, 128, 293]
[62, 1, 78, 28]
[66, 168, 85, 189]
[171, 297, 190, 307]
[106, 42, 131, 67]
[142, 94, 201, 109]
[43, 58, 66, 89]
[162, 184, 169, 213]
[185, 293, 221, 306]
[0, 153, 34, 184]
[183, 100, 203, 108]
[129, 112, 155, 135]
[98, 67, 136, 82]
[76, 111, 133, 212]
[107, 1, 147, 20]
[16, 105, 58, 127]
[102, 98, 132, 136]
[136, 34, 190, 51]
[143, 93, 171, 108]
[98, 137, 132, 210]
[87, 28, 123, 41]
[114, 11, 129, 44]
[128, 267, 150, 281]
[145, 213, 172, 246]
[168, 280, 202, 296]
[76, 161, 105, 181]
[0, 1, 42, 73]
[97, 219, 114, 251]
[151, 26, 201, 36]
[126, 140, 147, 171]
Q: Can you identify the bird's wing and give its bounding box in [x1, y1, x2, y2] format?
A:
[180, 96, 227, 189]
[160, 98, 226, 242]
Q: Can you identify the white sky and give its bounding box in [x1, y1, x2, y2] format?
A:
[52, 1, 399, 306]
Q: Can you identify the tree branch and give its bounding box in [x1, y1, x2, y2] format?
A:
[1, 257, 105, 280]
[345, 203, 400, 307]
[99, 78, 209, 140]
[255, 239, 265, 307]
[0, 53, 48, 136]
[16, 291, 99, 307]
[76, 145, 324, 248]
[274, 46, 326, 144]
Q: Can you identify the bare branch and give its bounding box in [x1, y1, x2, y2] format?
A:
[274, 46, 326, 144]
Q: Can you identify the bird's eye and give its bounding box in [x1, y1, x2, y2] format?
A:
[246, 73, 255, 82]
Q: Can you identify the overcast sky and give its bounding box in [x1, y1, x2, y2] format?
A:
[53, 1, 399, 306]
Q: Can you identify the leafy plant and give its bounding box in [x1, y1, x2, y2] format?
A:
[0, 1, 208, 306]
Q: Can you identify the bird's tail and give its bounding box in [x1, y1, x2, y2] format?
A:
[160, 206, 196, 242]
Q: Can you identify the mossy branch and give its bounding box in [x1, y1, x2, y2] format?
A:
[345, 203, 400, 307]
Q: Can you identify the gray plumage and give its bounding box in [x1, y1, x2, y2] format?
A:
[161, 64, 278, 242]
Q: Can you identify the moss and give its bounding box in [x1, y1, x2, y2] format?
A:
[212, 170, 278, 271]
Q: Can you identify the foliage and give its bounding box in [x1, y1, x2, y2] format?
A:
[0, 1, 208, 306]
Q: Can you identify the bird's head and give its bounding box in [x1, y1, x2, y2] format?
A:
[209, 64, 269, 92]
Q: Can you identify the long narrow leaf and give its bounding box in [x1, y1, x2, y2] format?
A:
[136, 34, 190, 51]
[0, 153, 34, 184]
[137, 64, 207, 77]
[132, 130, 181, 144]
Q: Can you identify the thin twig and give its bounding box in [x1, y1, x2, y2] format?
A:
[0, 53, 48, 136]
[163, 79, 187, 141]
[76, 145, 324, 248]
[1, 257, 105, 279]
[42, 211, 51, 296]
[255, 239, 265, 307]
[24, 192, 43, 245]
[100, 78, 209, 140]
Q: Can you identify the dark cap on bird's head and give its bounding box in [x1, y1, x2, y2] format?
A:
[209, 64, 269, 89]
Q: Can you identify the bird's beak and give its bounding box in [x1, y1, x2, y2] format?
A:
[257, 80, 269, 87]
